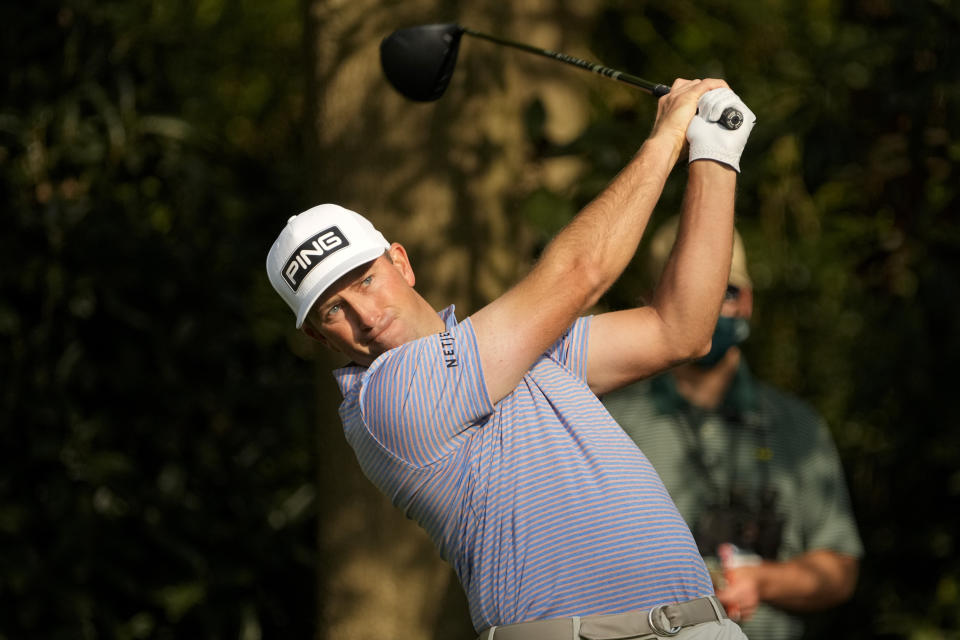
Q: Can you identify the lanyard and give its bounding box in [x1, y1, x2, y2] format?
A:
[674, 400, 774, 508]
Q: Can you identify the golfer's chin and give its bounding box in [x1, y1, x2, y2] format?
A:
[351, 338, 401, 367]
[350, 322, 433, 366]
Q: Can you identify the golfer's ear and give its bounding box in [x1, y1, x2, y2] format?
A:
[302, 323, 329, 347]
[387, 243, 416, 287]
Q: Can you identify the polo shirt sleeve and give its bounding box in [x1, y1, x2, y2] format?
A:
[357, 317, 494, 468]
[799, 415, 864, 558]
[546, 315, 592, 384]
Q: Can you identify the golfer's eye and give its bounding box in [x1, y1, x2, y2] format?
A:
[325, 303, 341, 319]
[362, 276, 373, 286]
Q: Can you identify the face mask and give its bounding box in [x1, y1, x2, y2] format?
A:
[696, 316, 750, 368]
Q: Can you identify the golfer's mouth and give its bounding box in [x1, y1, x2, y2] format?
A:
[364, 316, 395, 347]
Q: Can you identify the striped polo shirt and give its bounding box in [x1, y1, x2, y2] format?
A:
[333, 306, 713, 631]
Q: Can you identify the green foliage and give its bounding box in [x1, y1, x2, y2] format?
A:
[0, 0, 315, 636]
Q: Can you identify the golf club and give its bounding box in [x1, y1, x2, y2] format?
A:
[380, 23, 743, 130]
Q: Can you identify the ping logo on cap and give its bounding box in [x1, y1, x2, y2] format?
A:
[282, 226, 349, 291]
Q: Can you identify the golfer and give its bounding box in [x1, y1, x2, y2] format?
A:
[268, 79, 755, 639]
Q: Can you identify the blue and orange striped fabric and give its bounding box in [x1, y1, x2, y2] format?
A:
[334, 306, 713, 631]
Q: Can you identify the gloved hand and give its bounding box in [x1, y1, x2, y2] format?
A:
[687, 88, 756, 173]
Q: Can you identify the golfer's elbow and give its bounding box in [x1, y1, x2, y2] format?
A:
[662, 323, 712, 364]
[577, 260, 613, 309]
[690, 336, 712, 360]
[675, 336, 711, 363]
[547, 253, 608, 310]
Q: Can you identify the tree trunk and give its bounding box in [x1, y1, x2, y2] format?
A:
[303, 0, 601, 637]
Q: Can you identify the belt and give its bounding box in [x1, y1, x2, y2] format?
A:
[477, 596, 727, 640]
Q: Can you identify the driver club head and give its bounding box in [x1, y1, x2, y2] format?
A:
[380, 23, 465, 102]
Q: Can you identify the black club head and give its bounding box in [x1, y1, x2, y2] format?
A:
[380, 23, 466, 102]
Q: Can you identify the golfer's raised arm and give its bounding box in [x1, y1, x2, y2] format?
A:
[585, 162, 735, 394]
[586, 87, 757, 395]
[469, 78, 725, 405]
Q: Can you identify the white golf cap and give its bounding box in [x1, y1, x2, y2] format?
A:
[266, 204, 390, 328]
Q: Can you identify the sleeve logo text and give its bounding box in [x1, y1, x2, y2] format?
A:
[438, 331, 458, 368]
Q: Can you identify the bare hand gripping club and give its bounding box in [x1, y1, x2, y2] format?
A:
[380, 23, 744, 130]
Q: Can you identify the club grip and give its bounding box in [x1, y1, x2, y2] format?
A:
[657, 86, 743, 130]
[719, 107, 743, 130]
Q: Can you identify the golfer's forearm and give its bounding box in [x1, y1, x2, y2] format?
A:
[650, 160, 736, 356]
[536, 134, 680, 309]
[754, 551, 859, 611]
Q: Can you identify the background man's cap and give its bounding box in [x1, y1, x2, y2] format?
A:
[266, 204, 390, 328]
[647, 216, 752, 289]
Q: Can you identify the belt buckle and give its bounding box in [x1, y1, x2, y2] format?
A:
[647, 605, 681, 637]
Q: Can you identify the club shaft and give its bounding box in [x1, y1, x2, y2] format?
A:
[461, 27, 743, 130]
[462, 28, 670, 97]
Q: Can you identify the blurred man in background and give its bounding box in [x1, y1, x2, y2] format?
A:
[604, 217, 863, 639]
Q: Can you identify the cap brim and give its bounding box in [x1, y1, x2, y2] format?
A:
[294, 247, 387, 328]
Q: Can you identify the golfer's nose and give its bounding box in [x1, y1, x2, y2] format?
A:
[349, 296, 380, 330]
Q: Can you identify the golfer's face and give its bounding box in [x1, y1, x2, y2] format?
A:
[307, 254, 420, 366]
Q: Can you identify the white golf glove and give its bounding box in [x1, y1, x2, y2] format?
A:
[687, 88, 756, 173]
